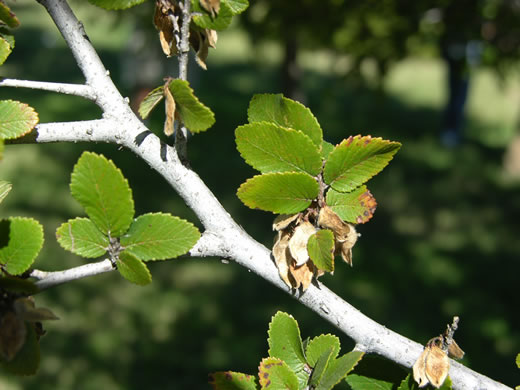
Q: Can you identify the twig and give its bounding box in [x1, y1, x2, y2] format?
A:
[0, 78, 96, 100]
[174, 0, 192, 163]
[31, 259, 114, 291]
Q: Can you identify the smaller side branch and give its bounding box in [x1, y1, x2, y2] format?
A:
[0, 78, 97, 101]
[31, 259, 114, 291]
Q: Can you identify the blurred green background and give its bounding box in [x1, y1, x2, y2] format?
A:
[1, 0, 519, 388]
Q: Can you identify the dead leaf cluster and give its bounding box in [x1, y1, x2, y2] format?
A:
[0, 296, 58, 362]
[154, 0, 218, 69]
[272, 206, 358, 291]
[413, 318, 465, 388]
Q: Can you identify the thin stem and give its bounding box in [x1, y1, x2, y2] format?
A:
[173, 0, 192, 163]
[0, 78, 96, 100]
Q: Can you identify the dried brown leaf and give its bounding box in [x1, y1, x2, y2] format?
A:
[288, 221, 316, 266]
[448, 339, 464, 359]
[199, 0, 220, 18]
[206, 29, 218, 48]
[413, 337, 450, 388]
[13, 298, 59, 322]
[164, 84, 176, 136]
[319, 206, 358, 265]
[272, 230, 293, 288]
[273, 213, 300, 231]
[289, 260, 314, 291]
[0, 311, 26, 361]
[154, 0, 177, 57]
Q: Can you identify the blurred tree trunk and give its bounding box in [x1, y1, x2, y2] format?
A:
[281, 38, 306, 104]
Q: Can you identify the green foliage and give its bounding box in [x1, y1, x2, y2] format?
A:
[59, 152, 200, 285]
[247, 93, 322, 148]
[86, 0, 147, 10]
[237, 172, 319, 214]
[0, 217, 44, 275]
[0, 36, 12, 65]
[305, 334, 340, 367]
[268, 312, 308, 388]
[138, 85, 164, 120]
[192, 0, 249, 31]
[235, 122, 322, 175]
[70, 151, 134, 237]
[116, 252, 152, 286]
[323, 135, 400, 193]
[211, 311, 363, 390]
[209, 371, 257, 390]
[326, 185, 376, 224]
[167, 79, 215, 133]
[258, 357, 299, 389]
[0, 180, 11, 203]
[120, 213, 200, 261]
[56, 218, 109, 258]
[307, 229, 335, 272]
[0, 100, 39, 140]
[0, 2, 20, 28]
[397, 374, 453, 390]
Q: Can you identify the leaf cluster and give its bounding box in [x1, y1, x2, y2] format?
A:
[56, 152, 201, 285]
[139, 78, 215, 136]
[235, 94, 400, 289]
[209, 311, 364, 390]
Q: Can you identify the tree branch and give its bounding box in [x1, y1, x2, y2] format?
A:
[31, 259, 114, 291]
[0, 78, 96, 100]
[12, 1, 512, 389]
[174, 0, 192, 162]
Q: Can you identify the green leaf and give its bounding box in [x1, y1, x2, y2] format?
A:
[258, 357, 299, 390]
[138, 85, 164, 119]
[321, 141, 334, 160]
[116, 251, 151, 285]
[516, 353, 520, 368]
[0, 36, 12, 65]
[306, 334, 341, 367]
[223, 0, 249, 14]
[346, 355, 408, 390]
[0, 180, 11, 204]
[208, 371, 257, 390]
[0, 3, 20, 28]
[317, 351, 364, 390]
[326, 185, 377, 224]
[70, 152, 134, 237]
[267, 312, 308, 389]
[192, 0, 233, 30]
[248, 94, 323, 148]
[0, 217, 43, 275]
[307, 230, 335, 272]
[235, 122, 322, 176]
[0, 100, 39, 140]
[398, 374, 453, 390]
[323, 135, 401, 192]
[309, 347, 335, 387]
[87, 0, 147, 10]
[120, 213, 200, 261]
[0, 322, 39, 376]
[56, 218, 109, 258]
[0, 276, 38, 295]
[237, 173, 319, 214]
[167, 79, 215, 133]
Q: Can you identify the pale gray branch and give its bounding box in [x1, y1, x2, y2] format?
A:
[0, 78, 96, 100]
[31, 259, 114, 291]
[10, 1, 512, 389]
